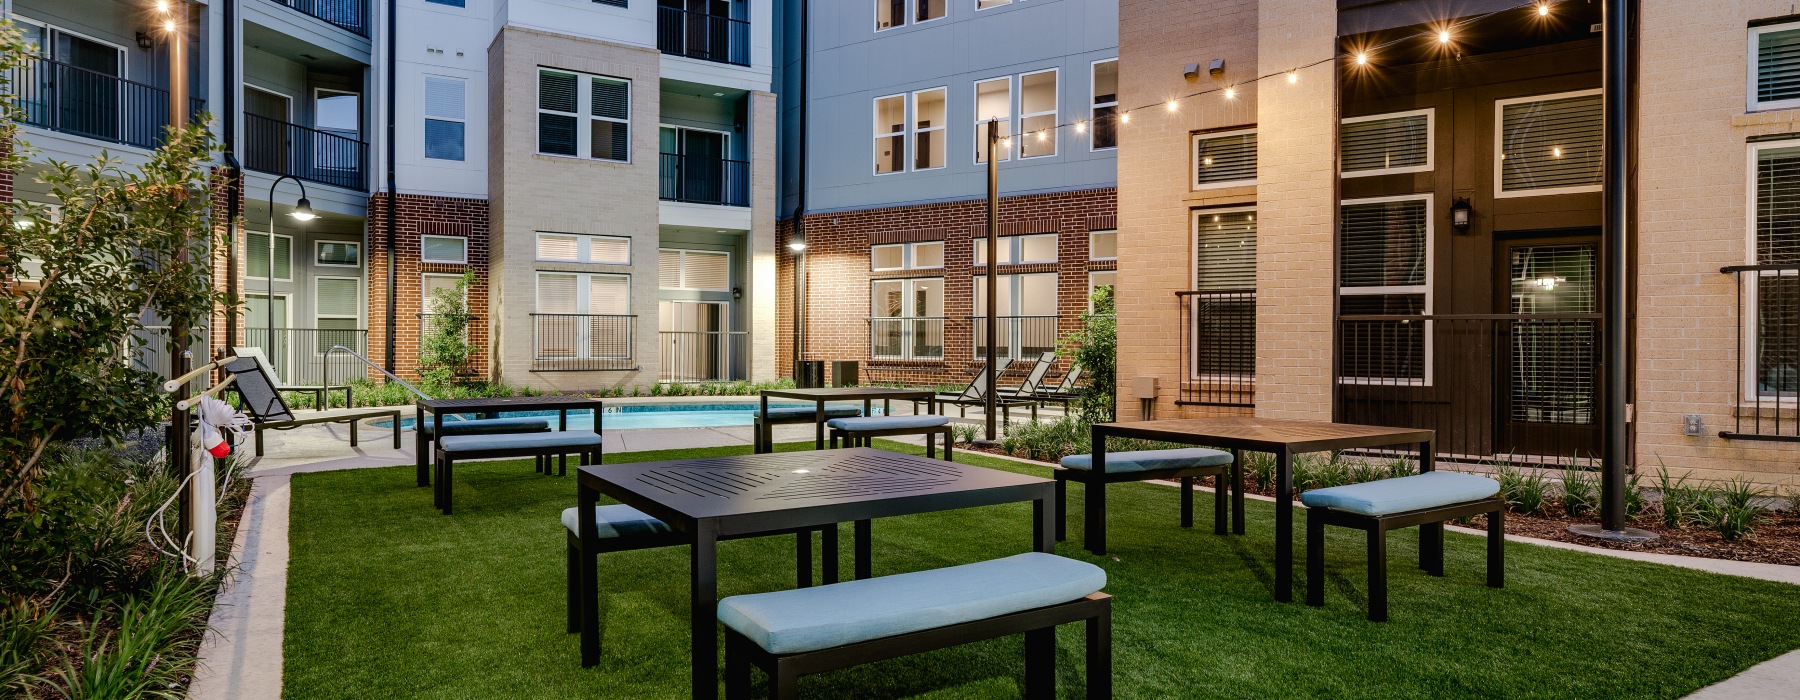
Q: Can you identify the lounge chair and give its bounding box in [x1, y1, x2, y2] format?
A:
[995, 351, 1058, 402]
[232, 346, 353, 408]
[1027, 364, 1086, 409]
[222, 357, 403, 457]
[913, 362, 1040, 422]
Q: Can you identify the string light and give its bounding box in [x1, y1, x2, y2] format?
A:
[1438, 29, 1452, 44]
[1537, 2, 1550, 16]
[1166, 100, 1178, 113]
[1224, 87, 1236, 99]
[163, 19, 176, 31]
[1355, 52, 1369, 66]
[1036, 131, 1046, 141]
[1287, 70, 1298, 84]
[157, 0, 170, 12]
[1120, 113, 1130, 124]
[1074, 120, 1086, 134]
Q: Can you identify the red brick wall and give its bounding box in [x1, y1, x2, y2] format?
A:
[777, 187, 1117, 386]
[207, 167, 240, 362]
[367, 192, 492, 382]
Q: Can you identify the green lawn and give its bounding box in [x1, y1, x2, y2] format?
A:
[285, 443, 1800, 699]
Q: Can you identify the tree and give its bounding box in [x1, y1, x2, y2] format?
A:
[1062, 285, 1116, 422]
[0, 21, 226, 506]
[417, 270, 476, 392]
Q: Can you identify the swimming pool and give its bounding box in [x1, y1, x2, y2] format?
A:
[378, 401, 887, 431]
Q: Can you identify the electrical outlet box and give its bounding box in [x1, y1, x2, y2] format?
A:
[1684, 415, 1704, 436]
[1132, 376, 1160, 399]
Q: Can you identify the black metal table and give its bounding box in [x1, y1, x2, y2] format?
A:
[576, 447, 1054, 700]
[416, 395, 605, 466]
[757, 387, 938, 451]
[1091, 417, 1433, 602]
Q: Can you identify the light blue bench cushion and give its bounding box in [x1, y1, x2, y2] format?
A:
[826, 415, 950, 431]
[1059, 448, 1232, 473]
[1300, 471, 1501, 516]
[422, 416, 550, 436]
[439, 430, 602, 454]
[560, 504, 673, 539]
[718, 552, 1105, 655]
[757, 406, 863, 424]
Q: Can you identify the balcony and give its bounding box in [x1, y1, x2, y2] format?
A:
[531, 313, 638, 372]
[12, 55, 205, 150]
[659, 153, 750, 207]
[272, 0, 368, 36]
[244, 113, 368, 190]
[970, 315, 1060, 364]
[1178, 289, 1255, 407]
[659, 330, 748, 383]
[242, 327, 371, 387]
[870, 316, 947, 361]
[657, 5, 750, 67]
[1723, 264, 1800, 442]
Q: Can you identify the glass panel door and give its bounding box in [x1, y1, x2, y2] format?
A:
[1499, 239, 1600, 459]
[54, 32, 121, 142]
[660, 301, 729, 381]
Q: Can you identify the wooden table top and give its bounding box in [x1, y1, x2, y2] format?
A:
[760, 387, 937, 401]
[1094, 416, 1433, 453]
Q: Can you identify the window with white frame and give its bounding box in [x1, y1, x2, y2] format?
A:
[424, 76, 466, 161]
[659, 249, 731, 291]
[1338, 196, 1432, 384]
[1193, 129, 1257, 188]
[974, 77, 1012, 163]
[876, 0, 944, 30]
[1750, 141, 1800, 398]
[1752, 22, 1800, 111]
[535, 272, 632, 360]
[1496, 90, 1601, 196]
[421, 273, 466, 339]
[420, 235, 467, 264]
[1191, 208, 1257, 378]
[537, 232, 630, 264]
[1340, 109, 1431, 176]
[871, 241, 944, 271]
[874, 94, 906, 175]
[974, 233, 1057, 265]
[977, 0, 1010, 9]
[1089, 229, 1116, 260]
[974, 273, 1057, 361]
[1019, 69, 1057, 158]
[1087, 270, 1115, 311]
[1091, 59, 1118, 150]
[316, 240, 360, 267]
[870, 277, 944, 359]
[538, 68, 629, 162]
[314, 277, 361, 353]
[246, 231, 292, 280]
[913, 88, 947, 170]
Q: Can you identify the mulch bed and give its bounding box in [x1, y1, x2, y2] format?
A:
[958, 442, 1800, 568]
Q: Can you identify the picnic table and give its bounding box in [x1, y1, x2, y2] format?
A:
[416, 394, 605, 440]
[758, 387, 938, 450]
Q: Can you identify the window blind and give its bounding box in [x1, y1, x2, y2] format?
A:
[1194, 131, 1257, 185]
[1339, 199, 1427, 288]
[537, 273, 577, 313]
[424, 76, 465, 161]
[1759, 27, 1800, 104]
[588, 275, 629, 315]
[1757, 146, 1800, 266]
[658, 250, 681, 288]
[422, 235, 466, 263]
[315, 278, 359, 317]
[589, 236, 630, 264]
[1194, 211, 1257, 291]
[422, 274, 461, 301]
[1340, 113, 1428, 173]
[317, 241, 358, 266]
[1090, 230, 1117, 260]
[538, 70, 578, 156]
[538, 234, 578, 261]
[425, 77, 464, 120]
[684, 251, 731, 290]
[1499, 93, 1601, 192]
[591, 77, 629, 161]
[247, 233, 291, 279]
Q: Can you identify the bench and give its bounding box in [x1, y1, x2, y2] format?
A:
[720, 552, 1113, 699]
[1302, 471, 1505, 621]
[434, 431, 602, 515]
[826, 415, 953, 460]
[753, 406, 863, 454]
[1056, 448, 1238, 546]
[415, 417, 552, 487]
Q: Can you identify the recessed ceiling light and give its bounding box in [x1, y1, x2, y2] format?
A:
[713, 92, 725, 97]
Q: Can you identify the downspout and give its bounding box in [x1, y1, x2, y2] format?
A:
[223, 0, 239, 350]
[791, 0, 808, 377]
[383, 0, 398, 374]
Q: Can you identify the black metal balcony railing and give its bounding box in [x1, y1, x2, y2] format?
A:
[1178, 289, 1255, 407]
[970, 315, 1059, 364]
[275, 0, 368, 36]
[244, 113, 367, 190]
[1724, 264, 1800, 442]
[243, 327, 370, 388]
[532, 313, 638, 371]
[660, 330, 749, 383]
[870, 316, 948, 361]
[657, 5, 750, 66]
[659, 153, 750, 207]
[12, 55, 205, 149]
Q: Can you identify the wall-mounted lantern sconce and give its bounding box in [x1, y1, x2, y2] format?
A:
[136, 32, 154, 50]
[732, 286, 743, 301]
[1450, 197, 1473, 233]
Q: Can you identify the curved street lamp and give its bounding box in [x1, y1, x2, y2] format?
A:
[261, 175, 315, 354]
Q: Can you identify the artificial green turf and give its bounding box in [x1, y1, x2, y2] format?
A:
[284, 442, 1800, 699]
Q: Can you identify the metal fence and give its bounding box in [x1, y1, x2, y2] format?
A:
[1724, 264, 1800, 441]
[244, 113, 367, 190]
[275, 0, 368, 35]
[657, 5, 751, 66]
[12, 55, 205, 149]
[659, 330, 749, 383]
[659, 153, 750, 207]
[869, 316, 948, 361]
[240, 327, 370, 387]
[532, 313, 638, 371]
[971, 315, 1059, 364]
[1178, 289, 1255, 407]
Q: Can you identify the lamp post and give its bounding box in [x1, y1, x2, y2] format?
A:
[261, 176, 316, 359]
[978, 118, 1000, 446]
[790, 237, 807, 384]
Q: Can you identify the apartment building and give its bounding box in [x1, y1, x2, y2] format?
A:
[775, 0, 1119, 386]
[1113, 0, 1799, 486]
[5, 0, 779, 391]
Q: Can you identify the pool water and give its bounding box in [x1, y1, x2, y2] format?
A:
[380, 401, 886, 431]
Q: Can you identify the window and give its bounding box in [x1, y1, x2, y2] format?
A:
[1193, 129, 1257, 188]
[977, 0, 1010, 9]
[538, 68, 630, 162]
[316, 240, 360, 267]
[246, 232, 292, 280]
[535, 272, 632, 361]
[974, 77, 1012, 163]
[1091, 59, 1118, 150]
[973, 233, 1057, 265]
[1496, 90, 1601, 196]
[1749, 141, 1800, 399]
[1340, 109, 1431, 176]
[659, 249, 731, 290]
[314, 277, 361, 353]
[424, 76, 466, 161]
[918, 0, 945, 22]
[1089, 230, 1117, 260]
[1190, 209, 1256, 379]
[537, 272, 630, 315]
[1018, 69, 1057, 158]
[421, 273, 466, 338]
[913, 88, 946, 170]
[537, 232, 630, 264]
[421, 235, 468, 264]
[871, 241, 944, 271]
[876, 0, 940, 30]
[874, 94, 906, 175]
[425, 0, 465, 6]
[1752, 22, 1800, 110]
[974, 273, 1058, 361]
[1339, 196, 1432, 384]
[870, 278, 944, 359]
[314, 90, 361, 171]
[1087, 271, 1115, 310]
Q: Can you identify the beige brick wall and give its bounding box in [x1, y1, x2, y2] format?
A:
[1252, 0, 1337, 420]
[487, 27, 663, 391]
[1636, 0, 1800, 488]
[749, 90, 779, 382]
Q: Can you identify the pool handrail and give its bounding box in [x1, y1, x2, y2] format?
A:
[323, 345, 467, 422]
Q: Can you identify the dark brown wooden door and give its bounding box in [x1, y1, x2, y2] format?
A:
[1495, 234, 1602, 459]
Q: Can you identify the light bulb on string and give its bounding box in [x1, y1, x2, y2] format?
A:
[1537, 2, 1550, 16]
[1120, 112, 1130, 124]
[156, 0, 170, 12]
[1355, 52, 1369, 66]
[1438, 29, 1451, 44]
[1075, 120, 1086, 134]
[1224, 87, 1236, 100]
[163, 19, 176, 31]
[1287, 70, 1298, 84]
[1036, 131, 1046, 142]
[1166, 100, 1178, 113]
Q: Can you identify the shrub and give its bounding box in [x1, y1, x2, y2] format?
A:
[1626, 471, 1647, 520]
[1655, 465, 1704, 529]
[43, 570, 215, 699]
[417, 270, 477, 394]
[1694, 478, 1768, 542]
[1385, 457, 1418, 480]
[1349, 461, 1383, 485]
[1495, 464, 1550, 516]
[1, 599, 59, 694]
[952, 423, 980, 445]
[1061, 287, 1116, 422]
[0, 447, 175, 597]
[1560, 465, 1599, 517]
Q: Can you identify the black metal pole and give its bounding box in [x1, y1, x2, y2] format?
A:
[223, 0, 240, 350]
[384, 0, 399, 375]
[792, 0, 809, 382]
[983, 119, 999, 442]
